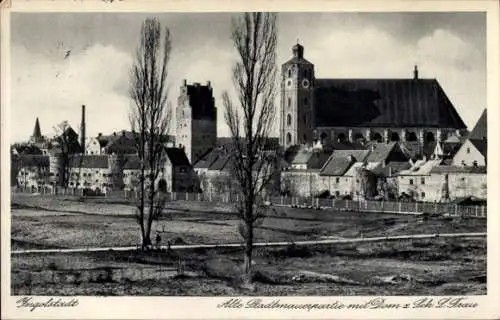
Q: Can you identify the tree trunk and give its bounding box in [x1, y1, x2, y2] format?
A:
[243, 219, 254, 285]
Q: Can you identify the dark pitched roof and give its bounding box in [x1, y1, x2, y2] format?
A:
[193, 148, 223, 169]
[372, 161, 412, 177]
[320, 157, 355, 176]
[365, 142, 397, 162]
[313, 78, 467, 129]
[105, 134, 137, 154]
[165, 148, 191, 166]
[69, 155, 109, 169]
[216, 137, 280, 151]
[469, 139, 487, 158]
[122, 155, 142, 170]
[430, 165, 486, 174]
[17, 155, 49, 168]
[11, 144, 43, 155]
[469, 109, 487, 140]
[307, 151, 332, 170]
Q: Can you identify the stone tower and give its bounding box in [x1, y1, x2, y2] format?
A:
[176, 80, 217, 164]
[280, 43, 315, 149]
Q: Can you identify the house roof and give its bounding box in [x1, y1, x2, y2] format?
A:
[469, 139, 487, 158]
[398, 159, 443, 176]
[11, 144, 43, 155]
[291, 149, 313, 165]
[430, 165, 486, 174]
[69, 155, 109, 169]
[165, 148, 191, 167]
[313, 78, 467, 129]
[320, 156, 355, 176]
[193, 148, 223, 169]
[469, 109, 487, 140]
[344, 162, 380, 177]
[122, 155, 142, 170]
[216, 137, 280, 151]
[372, 161, 412, 177]
[306, 151, 332, 170]
[365, 142, 397, 162]
[17, 155, 49, 168]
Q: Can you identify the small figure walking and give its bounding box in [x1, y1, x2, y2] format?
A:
[155, 232, 162, 250]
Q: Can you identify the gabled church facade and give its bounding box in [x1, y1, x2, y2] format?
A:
[279, 43, 468, 151]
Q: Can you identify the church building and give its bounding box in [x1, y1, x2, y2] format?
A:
[279, 43, 468, 151]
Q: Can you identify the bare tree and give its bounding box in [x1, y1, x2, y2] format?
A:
[53, 121, 81, 188]
[129, 17, 172, 248]
[222, 12, 278, 286]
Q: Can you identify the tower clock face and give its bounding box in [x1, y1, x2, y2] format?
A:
[302, 79, 310, 88]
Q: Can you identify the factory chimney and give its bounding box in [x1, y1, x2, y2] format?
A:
[80, 105, 86, 154]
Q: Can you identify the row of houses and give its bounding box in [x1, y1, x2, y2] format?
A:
[12, 109, 487, 203]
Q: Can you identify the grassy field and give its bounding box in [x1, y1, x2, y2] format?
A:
[10, 193, 487, 296]
[11, 237, 486, 296]
[11, 193, 486, 250]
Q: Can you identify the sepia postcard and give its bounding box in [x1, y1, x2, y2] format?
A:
[1, 0, 499, 319]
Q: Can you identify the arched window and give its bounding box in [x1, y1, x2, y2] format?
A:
[354, 133, 365, 142]
[370, 133, 383, 143]
[288, 69, 292, 78]
[407, 132, 418, 142]
[287, 98, 291, 108]
[426, 132, 435, 142]
[303, 114, 307, 125]
[337, 133, 347, 143]
[158, 179, 167, 193]
[286, 133, 292, 144]
[287, 114, 292, 126]
[320, 132, 328, 142]
[390, 132, 400, 142]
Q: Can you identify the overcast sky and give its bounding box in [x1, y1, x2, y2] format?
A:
[10, 12, 486, 143]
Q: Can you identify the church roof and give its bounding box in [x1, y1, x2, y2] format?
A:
[32, 118, 42, 139]
[313, 78, 467, 129]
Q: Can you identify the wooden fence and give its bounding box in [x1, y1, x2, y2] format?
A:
[13, 187, 486, 218]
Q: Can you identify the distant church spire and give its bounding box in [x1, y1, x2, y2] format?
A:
[32, 117, 42, 141]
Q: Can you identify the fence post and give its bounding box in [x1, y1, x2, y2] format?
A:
[398, 202, 402, 214]
[481, 206, 485, 217]
[185, 192, 188, 201]
[415, 202, 419, 214]
[280, 196, 283, 206]
[454, 204, 458, 216]
[316, 197, 319, 208]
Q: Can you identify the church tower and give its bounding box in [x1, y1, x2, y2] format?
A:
[279, 43, 315, 148]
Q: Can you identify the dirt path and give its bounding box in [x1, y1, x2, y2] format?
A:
[11, 232, 486, 255]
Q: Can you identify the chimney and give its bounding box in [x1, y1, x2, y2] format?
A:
[183, 79, 187, 86]
[98, 133, 102, 137]
[413, 65, 419, 80]
[206, 81, 211, 88]
[113, 132, 116, 136]
[80, 105, 86, 154]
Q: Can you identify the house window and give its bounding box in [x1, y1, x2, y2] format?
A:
[473, 160, 478, 167]
[304, 97, 308, 105]
[421, 177, 425, 185]
[421, 192, 425, 198]
[409, 179, 414, 185]
[287, 114, 292, 126]
[466, 147, 471, 154]
[303, 115, 307, 125]
[288, 98, 291, 108]
[335, 177, 340, 183]
[356, 179, 360, 183]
